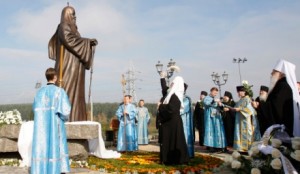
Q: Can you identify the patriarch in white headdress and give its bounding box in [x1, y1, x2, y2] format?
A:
[273, 59, 300, 136]
[163, 76, 185, 111]
[167, 65, 181, 73]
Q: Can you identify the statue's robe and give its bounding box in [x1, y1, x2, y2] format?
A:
[48, 15, 96, 121]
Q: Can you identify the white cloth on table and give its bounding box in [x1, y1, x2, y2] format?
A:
[18, 121, 34, 167]
[67, 121, 121, 159]
[17, 121, 121, 167]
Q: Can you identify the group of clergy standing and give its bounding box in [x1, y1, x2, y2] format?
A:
[194, 86, 262, 154]
[101, 58, 300, 167]
[194, 59, 300, 155]
[153, 59, 300, 165]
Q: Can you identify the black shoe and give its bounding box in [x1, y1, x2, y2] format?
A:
[209, 147, 216, 153]
[215, 150, 223, 154]
[222, 148, 228, 153]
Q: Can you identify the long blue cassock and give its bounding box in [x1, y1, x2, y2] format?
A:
[31, 84, 71, 174]
[252, 113, 261, 142]
[203, 95, 227, 148]
[181, 95, 194, 158]
[116, 103, 138, 151]
[233, 95, 261, 152]
[136, 106, 150, 144]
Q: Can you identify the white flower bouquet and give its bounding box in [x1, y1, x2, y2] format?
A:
[226, 125, 300, 174]
[0, 109, 22, 125]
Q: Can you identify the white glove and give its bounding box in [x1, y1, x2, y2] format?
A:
[214, 98, 220, 102]
[160, 71, 167, 78]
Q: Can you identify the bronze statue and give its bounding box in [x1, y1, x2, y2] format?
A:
[48, 5, 98, 121]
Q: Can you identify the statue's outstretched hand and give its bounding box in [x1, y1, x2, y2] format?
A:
[90, 39, 98, 46]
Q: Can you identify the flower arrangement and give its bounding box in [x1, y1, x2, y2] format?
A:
[69, 159, 89, 168]
[241, 80, 253, 98]
[225, 125, 300, 174]
[86, 151, 223, 173]
[0, 109, 22, 125]
[0, 159, 21, 167]
[0, 151, 224, 173]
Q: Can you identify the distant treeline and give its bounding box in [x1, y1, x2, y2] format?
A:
[0, 103, 158, 120]
[0, 103, 159, 133]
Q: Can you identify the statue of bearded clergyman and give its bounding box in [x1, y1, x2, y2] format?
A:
[48, 5, 98, 121]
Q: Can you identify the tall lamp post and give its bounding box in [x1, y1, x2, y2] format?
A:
[155, 59, 176, 86]
[233, 57, 247, 84]
[211, 72, 228, 98]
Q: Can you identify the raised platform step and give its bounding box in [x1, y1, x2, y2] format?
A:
[0, 123, 98, 139]
[0, 123, 100, 160]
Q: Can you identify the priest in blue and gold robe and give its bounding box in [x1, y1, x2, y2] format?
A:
[31, 68, 71, 174]
[116, 95, 138, 151]
[233, 86, 256, 152]
[136, 99, 150, 145]
[203, 87, 226, 151]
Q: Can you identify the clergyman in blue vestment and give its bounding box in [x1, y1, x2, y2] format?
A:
[116, 95, 138, 151]
[203, 87, 227, 151]
[136, 99, 150, 145]
[31, 68, 71, 174]
[180, 84, 194, 158]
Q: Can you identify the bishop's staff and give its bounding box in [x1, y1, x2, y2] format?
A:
[58, 45, 64, 87]
[88, 46, 96, 121]
[123, 97, 127, 150]
[120, 75, 127, 149]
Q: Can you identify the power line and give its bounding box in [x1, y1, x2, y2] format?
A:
[123, 63, 141, 104]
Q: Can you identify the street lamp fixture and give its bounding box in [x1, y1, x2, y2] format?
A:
[166, 58, 176, 79]
[233, 57, 247, 84]
[155, 61, 163, 74]
[155, 59, 176, 86]
[35, 81, 42, 89]
[222, 72, 229, 81]
[211, 71, 228, 98]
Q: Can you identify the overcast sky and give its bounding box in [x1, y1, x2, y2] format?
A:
[1, 0, 300, 104]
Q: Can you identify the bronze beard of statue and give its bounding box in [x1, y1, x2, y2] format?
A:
[48, 6, 98, 121]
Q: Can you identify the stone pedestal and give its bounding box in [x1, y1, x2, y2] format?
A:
[0, 124, 20, 138]
[0, 125, 20, 152]
[65, 124, 98, 139]
[0, 123, 100, 160]
[0, 138, 18, 152]
[68, 139, 89, 161]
